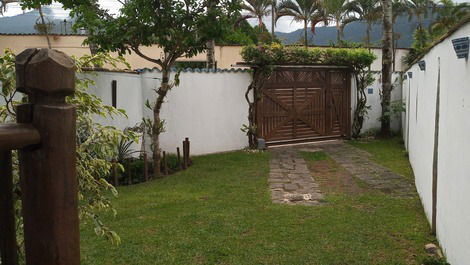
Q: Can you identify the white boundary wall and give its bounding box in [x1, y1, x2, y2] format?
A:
[402, 22, 470, 265]
[353, 72, 403, 134]
[82, 67, 400, 155]
[83, 70, 251, 155]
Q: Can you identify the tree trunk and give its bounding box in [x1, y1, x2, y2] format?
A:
[304, 20, 308, 48]
[206, 39, 215, 69]
[152, 67, 171, 178]
[366, 22, 372, 48]
[380, 0, 393, 137]
[336, 24, 341, 44]
[38, 6, 51, 49]
[271, 0, 276, 40]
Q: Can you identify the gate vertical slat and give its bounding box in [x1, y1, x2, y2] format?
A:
[0, 150, 19, 265]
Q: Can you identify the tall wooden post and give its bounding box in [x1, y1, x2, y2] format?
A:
[0, 150, 18, 265]
[16, 48, 80, 265]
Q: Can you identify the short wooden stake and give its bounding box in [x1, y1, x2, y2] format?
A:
[127, 160, 132, 185]
[163, 151, 169, 175]
[143, 152, 149, 181]
[176, 147, 182, 170]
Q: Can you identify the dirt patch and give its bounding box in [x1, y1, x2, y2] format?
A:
[306, 158, 367, 194]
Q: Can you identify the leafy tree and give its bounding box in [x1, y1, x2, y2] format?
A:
[58, 0, 235, 178]
[277, 0, 321, 47]
[392, 0, 408, 70]
[322, 0, 358, 43]
[0, 49, 135, 258]
[239, 0, 272, 27]
[220, 19, 259, 44]
[430, 0, 469, 38]
[405, 0, 436, 29]
[345, 0, 382, 48]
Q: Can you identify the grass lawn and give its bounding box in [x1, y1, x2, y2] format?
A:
[81, 140, 435, 265]
[349, 137, 414, 179]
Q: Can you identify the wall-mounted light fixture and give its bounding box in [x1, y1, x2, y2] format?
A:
[408, 72, 413, 78]
[418, 60, 426, 71]
[452, 37, 469, 59]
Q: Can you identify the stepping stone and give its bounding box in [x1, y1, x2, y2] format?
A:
[283, 183, 298, 191]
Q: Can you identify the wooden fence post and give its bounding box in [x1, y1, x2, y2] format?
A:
[16, 48, 80, 265]
[176, 147, 182, 170]
[0, 150, 18, 265]
[182, 139, 187, 169]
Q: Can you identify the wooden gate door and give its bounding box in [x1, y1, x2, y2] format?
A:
[257, 67, 351, 144]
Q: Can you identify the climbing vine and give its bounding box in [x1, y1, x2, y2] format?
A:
[240, 44, 376, 145]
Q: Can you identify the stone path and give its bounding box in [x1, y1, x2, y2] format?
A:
[316, 142, 415, 196]
[268, 140, 415, 205]
[269, 147, 324, 206]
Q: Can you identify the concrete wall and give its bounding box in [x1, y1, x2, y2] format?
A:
[85, 69, 251, 155]
[351, 72, 403, 134]
[403, 21, 470, 265]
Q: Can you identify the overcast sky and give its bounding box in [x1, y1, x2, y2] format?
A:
[1, 0, 469, 33]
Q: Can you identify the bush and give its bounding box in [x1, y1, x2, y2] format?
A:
[241, 44, 376, 70]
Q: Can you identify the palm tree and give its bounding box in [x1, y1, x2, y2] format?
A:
[381, 0, 393, 136]
[240, 0, 272, 27]
[271, 0, 277, 39]
[391, 0, 408, 70]
[430, 0, 469, 38]
[345, 0, 382, 48]
[405, 0, 436, 29]
[277, 0, 321, 47]
[323, 0, 358, 43]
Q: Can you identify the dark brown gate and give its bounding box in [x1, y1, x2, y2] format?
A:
[257, 67, 351, 144]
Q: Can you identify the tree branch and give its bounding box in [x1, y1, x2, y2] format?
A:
[131, 46, 163, 66]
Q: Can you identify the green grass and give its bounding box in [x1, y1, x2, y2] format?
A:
[300, 151, 329, 161]
[349, 137, 414, 179]
[81, 146, 434, 265]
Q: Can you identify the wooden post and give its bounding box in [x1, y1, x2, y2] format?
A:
[182, 139, 187, 169]
[143, 151, 149, 181]
[0, 150, 19, 265]
[16, 48, 80, 265]
[163, 151, 168, 175]
[127, 160, 132, 185]
[185, 138, 190, 167]
[176, 147, 182, 170]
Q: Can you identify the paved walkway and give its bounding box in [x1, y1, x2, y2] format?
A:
[268, 140, 415, 205]
[269, 147, 324, 206]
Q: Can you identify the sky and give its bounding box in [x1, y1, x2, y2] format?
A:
[1, 0, 469, 33]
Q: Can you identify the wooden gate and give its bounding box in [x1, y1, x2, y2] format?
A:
[256, 67, 351, 144]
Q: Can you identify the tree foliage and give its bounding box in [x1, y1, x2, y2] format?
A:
[0, 49, 135, 258]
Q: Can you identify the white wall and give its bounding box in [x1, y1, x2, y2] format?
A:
[351, 72, 403, 134]
[85, 69, 251, 155]
[140, 69, 251, 155]
[403, 21, 470, 265]
[361, 72, 403, 134]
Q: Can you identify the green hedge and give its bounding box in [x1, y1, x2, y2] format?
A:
[241, 44, 376, 71]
